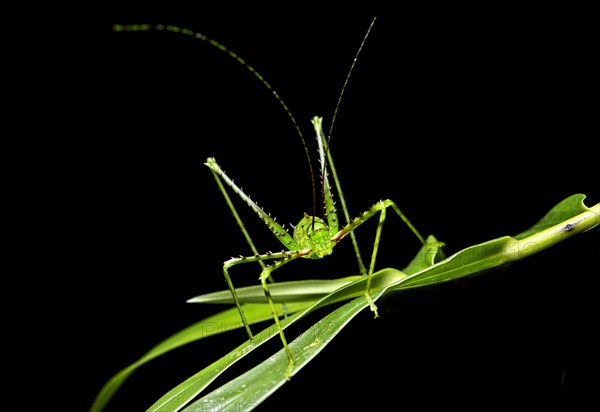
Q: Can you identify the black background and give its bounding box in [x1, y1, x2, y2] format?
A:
[51, 8, 598, 411]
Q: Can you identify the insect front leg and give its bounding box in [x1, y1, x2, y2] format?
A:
[257, 249, 310, 379]
[223, 249, 309, 379]
[223, 252, 290, 340]
[222, 257, 255, 340]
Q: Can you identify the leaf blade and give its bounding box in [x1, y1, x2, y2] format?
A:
[187, 276, 363, 304]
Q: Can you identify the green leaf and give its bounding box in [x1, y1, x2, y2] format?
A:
[390, 194, 599, 291]
[90, 302, 313, 412]
[188, 276, 363, 304]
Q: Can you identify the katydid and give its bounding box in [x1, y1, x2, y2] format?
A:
[202, 42, 433, 380]
[205, 115, 428, 377]
[114, 19, 430, 379]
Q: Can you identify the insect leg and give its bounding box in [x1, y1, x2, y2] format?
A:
[224, 248, 309, 378]
[258, 249, 311, 379]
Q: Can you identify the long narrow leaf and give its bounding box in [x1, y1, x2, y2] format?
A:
[188, 276, 362, 304]
[391, 195, 599, 290]
[90, 302, 314, 412]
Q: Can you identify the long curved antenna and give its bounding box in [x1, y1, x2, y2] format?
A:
[113, 23, 318, 221]
[322, 17, 378, 276]
[327, 17, 377, 143]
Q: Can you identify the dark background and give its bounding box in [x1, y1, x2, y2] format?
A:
[54, 9, 597, 411]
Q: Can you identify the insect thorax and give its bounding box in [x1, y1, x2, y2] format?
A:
[293, 215, 334, 259]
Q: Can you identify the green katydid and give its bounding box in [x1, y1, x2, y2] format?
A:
[113, 19, 430, 379]
[201, 31, 435, 380]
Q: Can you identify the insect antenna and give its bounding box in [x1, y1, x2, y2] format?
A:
[112, 23, 319, 227]
[326, 17, 377, 146]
